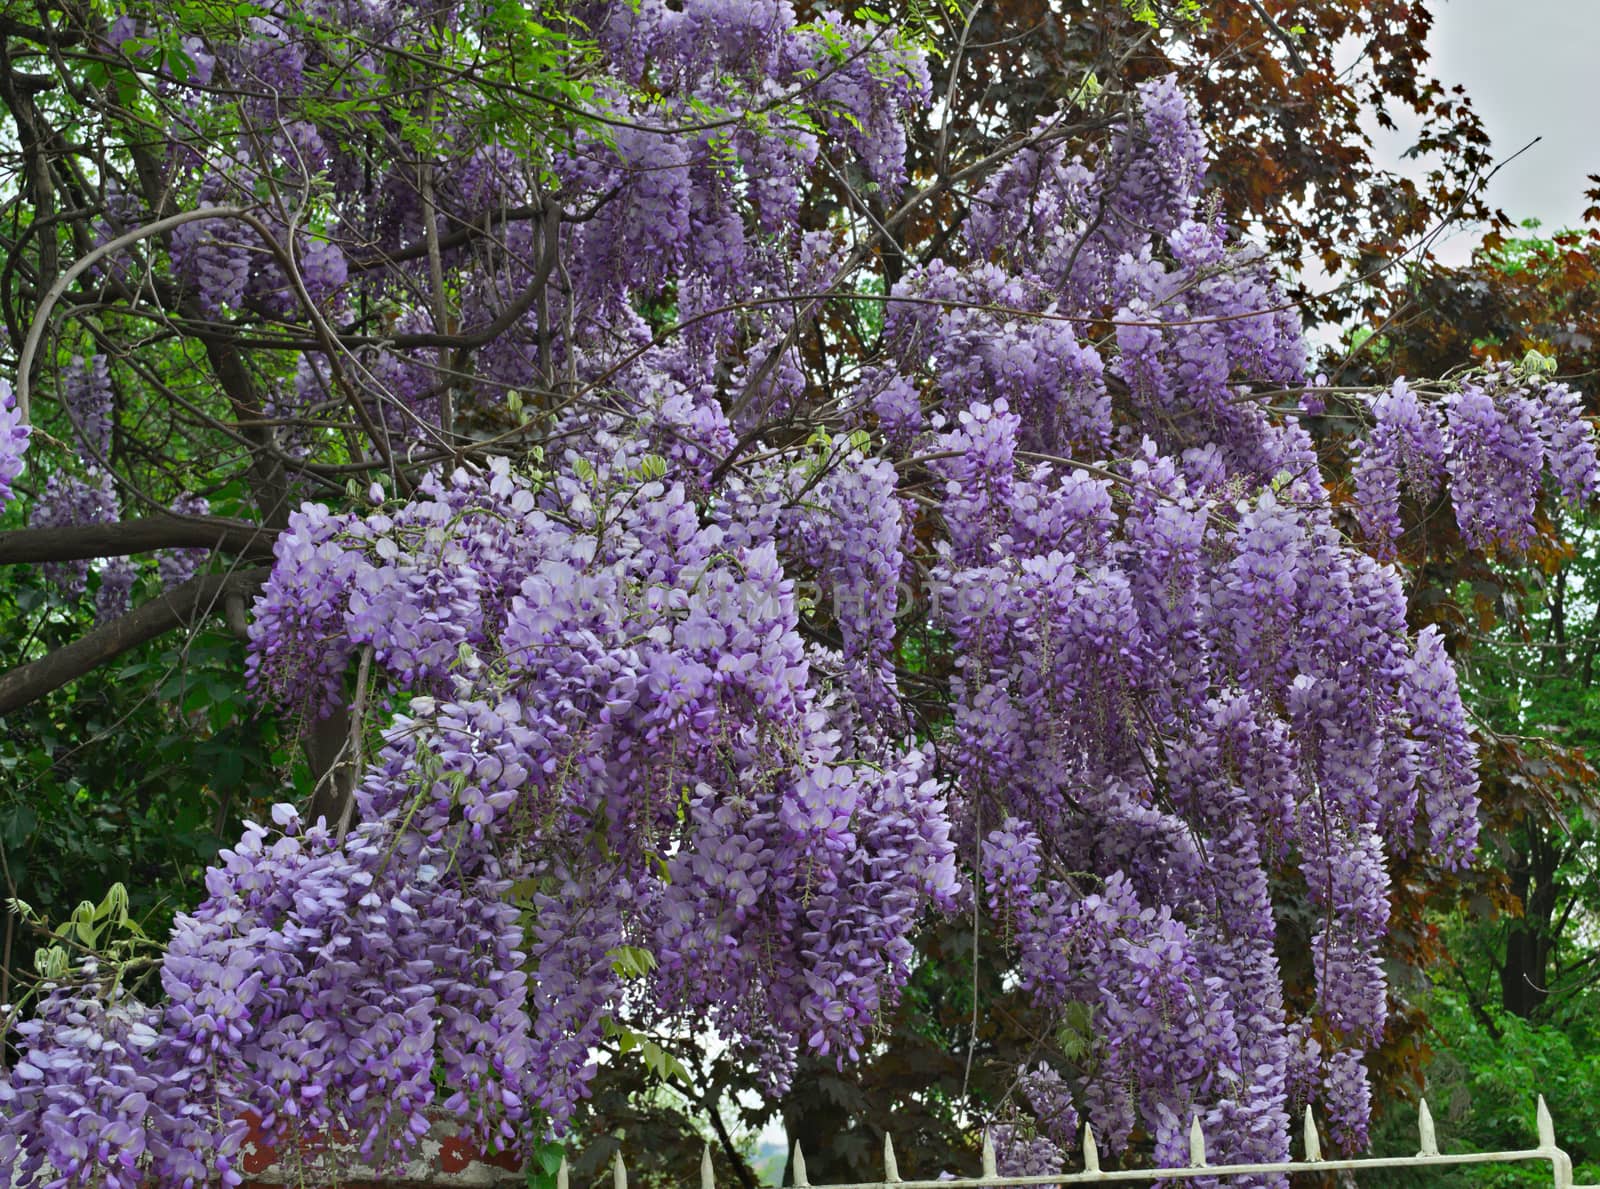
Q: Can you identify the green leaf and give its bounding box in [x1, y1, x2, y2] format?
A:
[526, 1140, 566, 1189]
[4, 897, 38, 923]
[69, 900, 101, 947]
[1520, 348, 1558, 377]
[95, 883, 130, 925]
[638, 1037, 690, 1083]
[606, 945, 656, 979]
[1, 804, 38, 850]
[35, 944, 70, 979]
[1055, 1000, 1097, 1061]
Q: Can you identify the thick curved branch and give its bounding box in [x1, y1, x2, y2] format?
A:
[0, 567, 270, 717]
[16, 205, 253, 422]
[0, 517, 278, 565]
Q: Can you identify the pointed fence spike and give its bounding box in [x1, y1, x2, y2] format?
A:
[792, 1141, 809, 1188]
[702, 1144, 715, 1189]
[1418, 1098, 1440, 1157]
[1083, 1123, 1100, 1174]
[981, 1130, 997, 1179]
[558, 1158, 570, 1189]
[1537, 1095, 1556, 1149]
[883, 1132, 901, 1183]
[614, 1151, 628, 1189]
[1188, 1116, 1207, 1168]
[1303, 1105, 1322, 1163]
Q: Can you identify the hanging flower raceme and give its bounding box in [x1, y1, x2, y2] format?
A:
[0, 379, 28, 509]
[849, 76, 1563, 1173]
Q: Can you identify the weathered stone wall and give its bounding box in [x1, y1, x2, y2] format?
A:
[237, 1113, 526, 1188]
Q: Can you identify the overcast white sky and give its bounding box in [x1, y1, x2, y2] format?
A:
[1370, 0, 1600, 262]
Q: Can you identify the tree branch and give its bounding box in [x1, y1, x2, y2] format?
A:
[1242, 0, 1308, 74]
[0, 567, 271, 717]
[706, 1095, 759, 1189]
[1448, 953, 1502, 1042]
[0, 518, 278, 565]
[16, 205, 254, 422]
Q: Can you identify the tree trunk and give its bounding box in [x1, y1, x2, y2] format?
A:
[1500, 828, 1560, 1018]
[781, 1054, 873, 1185]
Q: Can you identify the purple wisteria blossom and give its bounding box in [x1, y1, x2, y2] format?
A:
[8, 1, 1594, 1182]
[0, 379, 28, 508]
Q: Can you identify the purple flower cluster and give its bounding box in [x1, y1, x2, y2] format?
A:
[885, 262, 1112, 458]
[170, 206, 252, 318]
[246, 221, 350, 316]
[131, 450, 957, 1170]
[96, 557, 137, 623]
[879, 74, 1498, 1164]
[245, 501, 358, 714]
[1378, 367, 1600, 552]
[1338, 362, 1600, 559]
[1442, 373, 1548, 552]
[29, 470, 120, 598]
[1351, 379, 1446, 555]
[1400, 626, 1481, 869]
[0, 971, 242, 1189]
[159, 802, 528, 1176]
[0, 378, 28, 509]
[960, 92, 1305, 479]
[31, 357, 135, 616]
[796, 18, 930, 200]
[73, 0, 932, 441]
[992, 1124, 1063, 1186]
[61, 356, 113, 462]
[1538, 380, 1600, 501]
[158, 493, 213, 589]
[779, 438, 906, 715]
[1322, 1049, 1373, 1151]
[1019, 1062, 1081, 1150]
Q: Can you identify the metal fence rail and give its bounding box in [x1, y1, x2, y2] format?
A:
[589, 1096, 1591, 1189]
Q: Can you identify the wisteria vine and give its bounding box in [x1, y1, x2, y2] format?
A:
[2, 0, 1596, 1184]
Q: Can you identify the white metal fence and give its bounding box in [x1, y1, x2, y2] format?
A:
[589, 1096, 1591, 1189]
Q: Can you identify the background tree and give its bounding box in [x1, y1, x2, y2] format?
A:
[872, 0, 1499, 321]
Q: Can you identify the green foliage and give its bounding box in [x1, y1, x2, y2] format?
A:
[1120, 0, 1205, 30]
[1370, 983, 1600, 1185]
[848, 272, 887, 345]
[607, 944, 658, 980]
[0, 554, 285, 987]
[526, 1139, 568, 1189]
[1053, 1000, 1096, 1063]
[6, 882, 151, 981]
